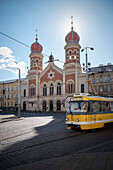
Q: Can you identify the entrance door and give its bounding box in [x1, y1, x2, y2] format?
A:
[57, 100, 61, 111]
[23, 101, 26, 111]
[50, 101, 53, 111]
[43, 101, 46, 111]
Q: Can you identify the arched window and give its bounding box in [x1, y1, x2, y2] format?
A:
[81, 84, 84, 93]
[24, 89, 26, 97]
[50, 83, 54, 95]
[57, 83, 61, 95]
[74, 51, 76, 55]
[43, 84, 47, 96]
[36, 59, 38, 66]
[69, 51, 71, 55]
[43, 101, 46, 111]
[57, 100, 61, 111]
[68, 83, 73, 93]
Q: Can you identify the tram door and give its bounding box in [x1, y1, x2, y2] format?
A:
[50, 101, 53, 111]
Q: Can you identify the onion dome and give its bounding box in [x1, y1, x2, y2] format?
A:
[65, 16, 80, 45]
[65, 30, 80, 45]
[31, 33, 43, 53]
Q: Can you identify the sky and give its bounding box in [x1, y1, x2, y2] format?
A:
[0, 0, 113, 81]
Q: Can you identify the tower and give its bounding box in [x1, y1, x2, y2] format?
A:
[27, 31, 44, 111]
[63, 17, 81, 95]
[64, 16, 81, 65]
[29, 31, 43, 72]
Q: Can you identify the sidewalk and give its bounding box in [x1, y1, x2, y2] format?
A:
[8, 152, 113, 170]
[0, 114, 23, 123]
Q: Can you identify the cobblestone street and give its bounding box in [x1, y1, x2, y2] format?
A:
[0, 112, 113, 170]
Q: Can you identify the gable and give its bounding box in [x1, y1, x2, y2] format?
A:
[40, 64, 63, 83]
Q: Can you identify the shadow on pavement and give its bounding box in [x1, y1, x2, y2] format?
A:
[0, 112, 67, 169]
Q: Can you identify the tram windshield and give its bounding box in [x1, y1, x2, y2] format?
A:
[67, 102, 89, 113]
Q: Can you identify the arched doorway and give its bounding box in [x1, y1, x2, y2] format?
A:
[23, 101, 26, 111]
[50, 101, 53, 111]
[57, 100, 61, 111]
[81, 84, 84, 93]
[42, 101, 46, 111]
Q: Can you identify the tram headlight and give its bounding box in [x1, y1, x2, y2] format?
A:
[76, 118, 79, 122]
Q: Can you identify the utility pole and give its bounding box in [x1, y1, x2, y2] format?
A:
[18, 69, 21, 118]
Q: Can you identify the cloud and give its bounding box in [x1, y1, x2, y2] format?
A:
[0, 47, 26, 74]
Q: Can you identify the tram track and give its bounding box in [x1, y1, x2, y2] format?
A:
[0, 130, 89, 154]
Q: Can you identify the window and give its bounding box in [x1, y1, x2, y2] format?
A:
[108, 86, 111, 93]
[24, 89, 26, 97]
[100, 86, 103, 93]
[36, 59, 38, 66]
[69, 51, 71, 55]
[81, 84, 84, 93]
[16, 86, 18, 91]
[16, 94, 18, 98]
[8, 102, 9, 106]
[74, 56, 76, 59]
[57, 83, 61, 95]
[50, 83, 54, 95]
[11, 94, 13, 99]
[110, 102, 113, 111]
[107, 75, 111, 82]
[68, 102, 89, 113]
[11, 87, 13, 91]
[92, 102, 102, 112]
[8, 87, 10, 91]
[74, 51, 76, 55]
[99, 75, 103, 82]
[43, 84, 47, 96]
[103, 102, 110, 112]
[31, 87, 34, 96]
[8, 95, 10, 99]
[11, 102, 13, 106]
[92, 78, 95, 83]
[68, 83, 73, 94]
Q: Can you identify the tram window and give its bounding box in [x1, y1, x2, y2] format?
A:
[110, 102, 113, 111]
[92, 102, 101, 112]
[69, 102, 88, 113]
[103, 102, 110, 112]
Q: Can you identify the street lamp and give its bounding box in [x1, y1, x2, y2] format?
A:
[81, 47, 94, 93]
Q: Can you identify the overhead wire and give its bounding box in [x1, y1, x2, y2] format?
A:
[0, 54, 28, 69]
[0, 31, 49, 57]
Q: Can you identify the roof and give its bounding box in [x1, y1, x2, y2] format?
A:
[89, 64, 113, 73]
[0, 78, 26, 84]
[72, 94, 113, 102]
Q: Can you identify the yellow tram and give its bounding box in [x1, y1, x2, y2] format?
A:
[66, 93, 113, 130]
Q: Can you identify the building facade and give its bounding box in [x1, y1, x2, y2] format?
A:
[0, 20, 113, 112]
[0, 79, 25, 112]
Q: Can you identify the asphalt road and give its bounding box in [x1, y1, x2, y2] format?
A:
[0, 112, 113, 169]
